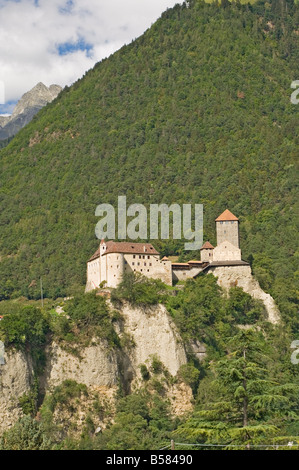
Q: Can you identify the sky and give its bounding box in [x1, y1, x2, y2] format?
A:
[0, 0, 181, 114]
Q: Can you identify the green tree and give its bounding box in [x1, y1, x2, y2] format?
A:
[175, 329, 299, 448]
[0, 416, 51, 450]
[111, 272, 167, 306]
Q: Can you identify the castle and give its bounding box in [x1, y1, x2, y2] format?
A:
[85, 209, 250, 291]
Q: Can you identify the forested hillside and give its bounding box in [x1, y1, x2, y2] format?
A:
[0, 0, 298, 328]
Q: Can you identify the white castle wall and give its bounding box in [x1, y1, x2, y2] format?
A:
[86, 258, 100, 291]
[106, 253, 125, 289]
[213, 240, 241, 262]
[86, 250, 173, 290]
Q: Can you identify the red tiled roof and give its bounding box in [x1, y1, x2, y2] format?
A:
[88, 241, 159, 262]
[215, 209, 239, 222]
[200, 241, 214, 250]
[88, 246, 102, 262]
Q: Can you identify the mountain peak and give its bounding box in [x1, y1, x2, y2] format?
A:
[11, 82, 62, 119]
[0, 82, 62, 141]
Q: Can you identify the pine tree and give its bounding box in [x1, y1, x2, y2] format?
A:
[175, 329, 299, 449]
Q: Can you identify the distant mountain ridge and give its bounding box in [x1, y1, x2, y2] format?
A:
[0, 82, 62, 141]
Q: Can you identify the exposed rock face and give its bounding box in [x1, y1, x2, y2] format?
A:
[0, 349, 34, 434]
[209, 265, 280, 324]
[116, 302, 187, 383]
[0, 82, 62, 140]
[0, 302, 191, 433]
[43, 340, 119, 391]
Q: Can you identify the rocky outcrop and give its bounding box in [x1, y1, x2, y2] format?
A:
[0, 83, 62, 141]
[0, 349, 34, 434]
[115, 302, 187, 385]
[209, 265, 280, 324]
[42, 340, 119, 391]
[0, 302, 191, 434]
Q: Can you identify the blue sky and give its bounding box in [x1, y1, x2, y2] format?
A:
[0, 0, 181, 115]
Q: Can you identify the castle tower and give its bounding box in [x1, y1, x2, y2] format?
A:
[200, 241, 214, 262]
[215, 210, 239, 248]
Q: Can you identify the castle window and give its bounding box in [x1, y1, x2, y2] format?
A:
[141, 269, 143, 272]
[220, 221, 223, 224]
[147, 269, 149, 272]
[132, 262, 135, 266]
[137, 262, 140, 266]
[139, 255, 141, 259]
[148, 255, 150, 259]
[149, 263, 152, 266]
[133, 255, 136, 259]
[144, 262, 146, 266]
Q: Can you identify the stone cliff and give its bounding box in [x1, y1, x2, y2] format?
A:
[209, 265, 280, 324]
[0, 82, 62, 141]
[0, 302, 192, 435]
[0, 350, 34, 433]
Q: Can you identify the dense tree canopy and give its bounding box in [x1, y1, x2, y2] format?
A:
[0, 0, 297, 330]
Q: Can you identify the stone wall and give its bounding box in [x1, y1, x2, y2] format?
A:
[212, 240, 241, 262]
[216, 220, 239, 247]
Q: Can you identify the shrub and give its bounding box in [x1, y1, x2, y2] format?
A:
[111, 272, 167, 306]
[0, 416, 51, 450]
[177, 363, 200, 394]
[140, 364, 150, 381]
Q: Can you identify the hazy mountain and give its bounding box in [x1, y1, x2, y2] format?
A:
[0, 82, 62, 141]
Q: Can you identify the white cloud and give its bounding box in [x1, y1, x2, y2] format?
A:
[0, 0, 181, 104]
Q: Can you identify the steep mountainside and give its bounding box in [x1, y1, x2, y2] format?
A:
[0, 0, 298, 327]
[0, 83, 62, 141]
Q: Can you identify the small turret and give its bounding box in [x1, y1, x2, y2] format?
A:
[100, 239, 106, 255]
[200, 241, 214, 262]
